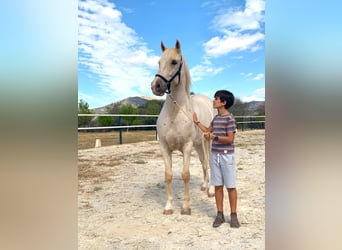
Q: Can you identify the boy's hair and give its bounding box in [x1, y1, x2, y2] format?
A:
[214, 90, 234, 109]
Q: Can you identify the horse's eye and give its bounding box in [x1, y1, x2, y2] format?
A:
[171, 60, 177, 65]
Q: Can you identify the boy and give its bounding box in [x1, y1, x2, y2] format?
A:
[193, 90, 240, 228]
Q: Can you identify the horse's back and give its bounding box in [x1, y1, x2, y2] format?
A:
[191, 94, 215, 127]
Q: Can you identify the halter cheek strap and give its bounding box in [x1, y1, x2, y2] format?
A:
[155, 57, 183, 94]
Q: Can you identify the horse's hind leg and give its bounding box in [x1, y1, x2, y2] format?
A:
[195, 140, 215, 197]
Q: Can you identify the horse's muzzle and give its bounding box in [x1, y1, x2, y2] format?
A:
[151, 78, 167, 96]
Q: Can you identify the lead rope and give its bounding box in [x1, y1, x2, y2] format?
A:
[168, 93, 205, 135]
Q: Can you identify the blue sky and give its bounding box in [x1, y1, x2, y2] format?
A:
[78, 0, 265, 108]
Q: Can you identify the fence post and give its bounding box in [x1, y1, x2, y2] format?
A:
[119, 116, 123, 144]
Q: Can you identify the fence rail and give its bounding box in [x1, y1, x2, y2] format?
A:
[78, 114, 265, 144]
[78, 125, 157, 130]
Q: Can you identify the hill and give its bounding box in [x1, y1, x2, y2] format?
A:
[91, 96, 156, 114]
[246, 101, 265, 115]
[91, 96, 264, 116]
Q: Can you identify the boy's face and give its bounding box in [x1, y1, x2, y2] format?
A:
[213, 96, 226, 109]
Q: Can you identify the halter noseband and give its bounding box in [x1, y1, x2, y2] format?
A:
[155, 57, 183, 94]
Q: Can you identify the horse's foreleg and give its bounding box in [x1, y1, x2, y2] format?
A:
[162, 151, 173, 215]
[181, 143, 192, 215]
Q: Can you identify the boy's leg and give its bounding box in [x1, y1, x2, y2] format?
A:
[213, 185, 225, 227]
[215, 185, 224, 212]
[228, 188, 240, 228]
[227, 188, 237, 212]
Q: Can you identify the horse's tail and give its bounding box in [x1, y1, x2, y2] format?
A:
[201, 135, 211, 162]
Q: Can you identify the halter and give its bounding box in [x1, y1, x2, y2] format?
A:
[155, 57, 183, 94]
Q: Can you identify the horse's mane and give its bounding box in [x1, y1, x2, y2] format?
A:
[182, 58, 191, 96]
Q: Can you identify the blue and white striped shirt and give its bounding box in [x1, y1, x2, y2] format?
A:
[211, 113, 236, 154]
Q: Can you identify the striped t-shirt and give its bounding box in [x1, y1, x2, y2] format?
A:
[211, 113, 236, 154]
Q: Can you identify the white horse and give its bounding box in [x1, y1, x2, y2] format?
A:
[151, 40, 215, 215]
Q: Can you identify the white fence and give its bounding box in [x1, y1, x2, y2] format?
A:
[78, 114, 158, 131]
[78, 114, 265, 130]
[78, 114, 265, 144]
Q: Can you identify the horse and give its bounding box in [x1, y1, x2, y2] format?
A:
[151, 40, 215, 215]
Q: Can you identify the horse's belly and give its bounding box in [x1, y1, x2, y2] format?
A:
[157, 124, 194, 151]
[165, 134, 188, 150]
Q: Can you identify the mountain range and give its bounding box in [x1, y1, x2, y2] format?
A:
[92, 96, 265, 116]
[92, 96, 155, 114]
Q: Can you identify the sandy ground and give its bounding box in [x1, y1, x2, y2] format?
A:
[78, 129, 265, 249]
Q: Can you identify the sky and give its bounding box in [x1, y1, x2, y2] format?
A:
[78, 0, 265, 108]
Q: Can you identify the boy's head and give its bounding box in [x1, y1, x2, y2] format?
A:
[214, 90, 235, 109]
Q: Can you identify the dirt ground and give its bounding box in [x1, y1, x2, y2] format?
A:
[78, 129, 265, 249]
[78, 130, 157, 150]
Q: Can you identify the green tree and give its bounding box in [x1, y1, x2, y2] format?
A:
[254, 103, 265, 116]
[118, 104, 139, 128]
[78, 99, 93, 127]
[145, 100, 162, 115]
[230, 98, 246, 116]
[140, 100, 163, 126]
[98, 116, 114, 126]
[229, 98, 246, 130]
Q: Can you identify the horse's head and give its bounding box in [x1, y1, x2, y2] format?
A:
[151, 40, 185, 96]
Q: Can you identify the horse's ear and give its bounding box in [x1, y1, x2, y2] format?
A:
[161, 42, 166, 52]
[175, 40, 181, 50]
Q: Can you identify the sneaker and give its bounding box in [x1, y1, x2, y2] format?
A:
[230, 212, 240, 228]
[213, 212, 225, 228]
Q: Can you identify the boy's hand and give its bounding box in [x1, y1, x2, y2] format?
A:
[193, 112, 198, 124]
[204, 132, 213, 140]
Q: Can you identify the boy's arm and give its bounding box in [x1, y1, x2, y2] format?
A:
[213, 130, 235, 144]
[193, 112, 212, 133]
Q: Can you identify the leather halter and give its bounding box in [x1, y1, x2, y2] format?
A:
[155, 57, 183, 94]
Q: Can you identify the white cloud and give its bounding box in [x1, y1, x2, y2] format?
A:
[240, 87, 265, 102]
[252, 73, 264, 80]
[78, 0, 158, 102]
[241, 72, 264, 80]
[190, 58, 224, 82]
[213, 0, 264, 33]
[78, 92, 94, 103]
[204, 32, 264, 57]
[254, 87, 265, 96]
[193, 0, 265, 82]
[204, 0, 264, 57]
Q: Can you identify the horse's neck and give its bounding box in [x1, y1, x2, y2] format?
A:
[163, 66, 193, 117]
[168, 71, 190, 103]
[167, 82, 191, 107]
[164, 92, 192, 121]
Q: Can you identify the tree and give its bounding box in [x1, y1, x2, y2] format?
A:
[139, 100, 163, 126]
[98, 116, 114, 126]
[78, 99, 93, 127]
[230, 98, 246, 116]
[118, 104, 139, 130]
[145, 100, 163, 115]
[254, 103, 265, 116]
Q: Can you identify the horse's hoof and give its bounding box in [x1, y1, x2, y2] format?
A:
[200, 186, 207, 191]
[181, 208, 191, 215]
[163, 209, 173, 215]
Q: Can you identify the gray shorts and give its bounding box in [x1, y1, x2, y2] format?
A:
[210, 153, 236, 188]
